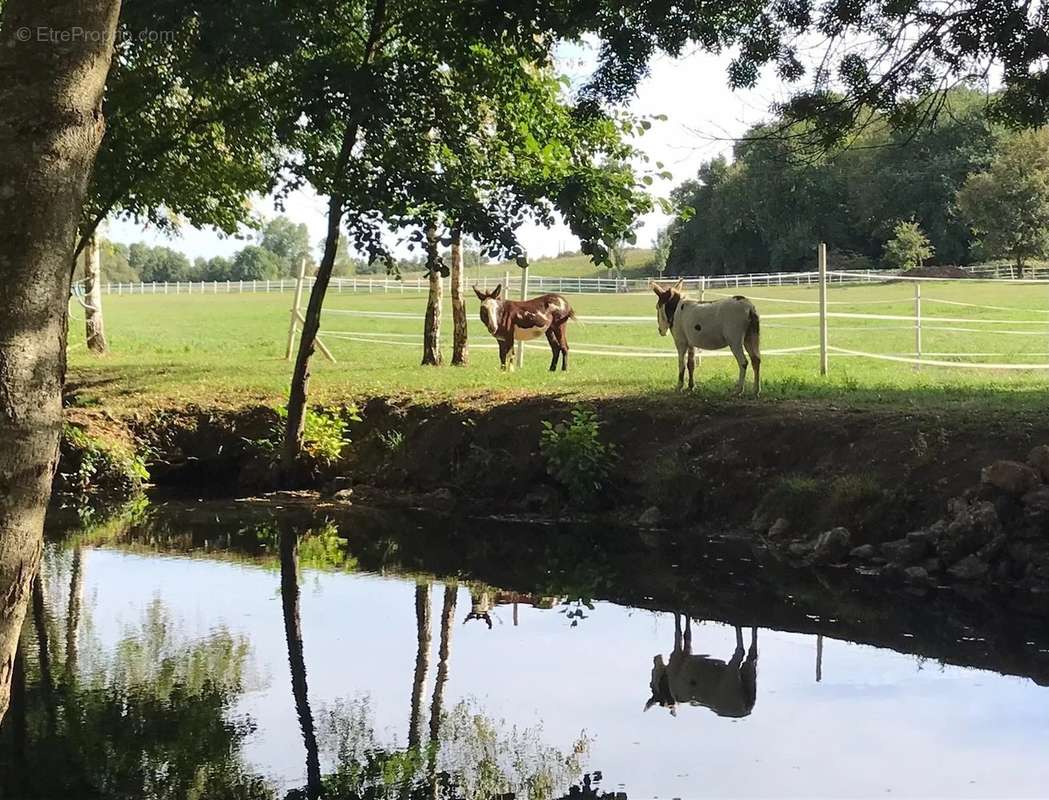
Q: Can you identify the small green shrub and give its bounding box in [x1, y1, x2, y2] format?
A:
[58, 425, 149, 502]
[255, 404, 359, 465]
[539, 409, 617, 501]
[377, 429, 405, 453]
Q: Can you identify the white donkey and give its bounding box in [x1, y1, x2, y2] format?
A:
[651, 279, 761, 395]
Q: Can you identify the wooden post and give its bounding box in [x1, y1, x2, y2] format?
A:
[515, 264, 529, 369]
[818, 242, 829, 376]
[286, 257, 308, 360]
[697, 275, 706, 365]
[286, 258, 335, 362]
[913, 282, 922, 371]
[816, 633, 823, 683]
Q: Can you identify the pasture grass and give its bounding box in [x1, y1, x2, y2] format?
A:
[66, 277, 1049, 420]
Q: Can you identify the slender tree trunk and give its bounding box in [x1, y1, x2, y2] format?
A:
[421, 224, 443, 366]
[280, 127, 356, 483]
[450, 228, 468, 366]
[0, 0, 121, 725]
[280, 529, 322, 799]
[280, 0, 387, 481]
[83, 236, 108, 353]
[407, 583, 431, 751]
[65, 546, 83, 681]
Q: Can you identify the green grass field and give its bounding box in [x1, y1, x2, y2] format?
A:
[66, 277, 1049, 416]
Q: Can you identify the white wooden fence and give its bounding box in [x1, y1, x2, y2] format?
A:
[102, 269, 901, 297]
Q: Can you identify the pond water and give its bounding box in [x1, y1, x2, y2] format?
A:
[5, 502, 1049, 799]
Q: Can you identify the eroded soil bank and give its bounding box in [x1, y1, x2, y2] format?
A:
[56, 395, 1049, 598]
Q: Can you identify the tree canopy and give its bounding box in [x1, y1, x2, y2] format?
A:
[957, 127, 1049, 274]
[665, 89, 1006, 275]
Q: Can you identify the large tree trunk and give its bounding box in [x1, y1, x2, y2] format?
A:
[83, 236, 108, 353]
[407, 583, 431, 751]
[450, 228, 468, 366]
[421, 224, 443, 366]
[280, 529, 322, 799]
[0, 0, 122, 725]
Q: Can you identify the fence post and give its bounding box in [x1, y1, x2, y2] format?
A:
[818, 242, 829, 376]
[515, 265, 529, 369]
[913, 282, 922, 370]
[504, 270, 510, 298]
[286, 257, 307, 360]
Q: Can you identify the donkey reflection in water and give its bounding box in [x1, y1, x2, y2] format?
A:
[473, 284, 575, 371]
[645, 614, 759, 719]
[651, 279, 761, 395]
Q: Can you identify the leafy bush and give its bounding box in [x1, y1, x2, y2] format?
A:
[883, 220, 935, 270]
[58, 425, 149, 503]
[539, 409, 617, 501]
[269, 405, 358, 465]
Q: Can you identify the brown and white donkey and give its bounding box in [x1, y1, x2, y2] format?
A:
[473, 284, 576, 371]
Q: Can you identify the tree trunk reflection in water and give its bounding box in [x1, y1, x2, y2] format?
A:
[408, 583, 431, 751]
[280, 529, 322, 799]
[31, 573, 56, 734]
[65, 547, 84, 682]
[428, 584, 457, 790]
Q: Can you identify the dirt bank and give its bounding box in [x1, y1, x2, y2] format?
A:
[60, 395, 1047, 533]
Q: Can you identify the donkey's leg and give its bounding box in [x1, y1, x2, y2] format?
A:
[728, 339, 748, 395]
[673, 612, 682, 653]
[556, 322, 569, 371]
[545, 329, 560, 372]
[686, 346, 696, 391]
[676, 341, 688, 391]
[745, 331, 762, 396]
[499, 340, 513, 371]
[683, 616, 692, 654]
[748, 627, 758, 661]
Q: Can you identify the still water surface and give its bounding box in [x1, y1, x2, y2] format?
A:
[5, 504, 1049, 798]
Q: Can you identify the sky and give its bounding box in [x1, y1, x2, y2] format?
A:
[106, 41, 798, 263]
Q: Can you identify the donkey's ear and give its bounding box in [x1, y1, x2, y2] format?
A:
[644, 695, 658, 712]
[650, 281, 664, 296]
[672, 278, 684, 292]
[492, 283, 502, 299]
[473, 285, 486, 301]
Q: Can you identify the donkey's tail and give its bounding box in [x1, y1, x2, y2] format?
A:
[746, 305, 760, 339]
[566, 307, 583, 326]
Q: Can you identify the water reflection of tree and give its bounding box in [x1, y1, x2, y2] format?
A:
[281, 524, 324, 800]
[0, 557, 270, 800]
[272, 535, 599, 800]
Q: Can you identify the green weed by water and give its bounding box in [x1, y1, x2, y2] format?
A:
[539, 409, 617, 501]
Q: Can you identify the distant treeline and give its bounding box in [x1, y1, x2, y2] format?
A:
[665, 89, 1042, 275]
[82, 216, 493, 284]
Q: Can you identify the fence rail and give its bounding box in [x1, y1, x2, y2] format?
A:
[101, 269, 909, 298]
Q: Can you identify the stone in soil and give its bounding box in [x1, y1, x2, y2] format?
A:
[981, 460, 1042, 497]
[1022, 486, 1049, 513]
[850, 544, 876, 561]
[811, 527, 852, 564]
[1028, 445, 1049, 483]
[638, 506, 663, 527]
[947, 555, 991, 582]
[767, 517, 791, 540]
[880, 537, 929, 565]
